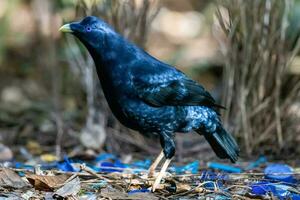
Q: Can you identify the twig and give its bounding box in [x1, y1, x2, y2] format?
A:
[79, 164, 111, 182]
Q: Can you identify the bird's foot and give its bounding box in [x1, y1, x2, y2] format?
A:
[151, 158, 172, 192]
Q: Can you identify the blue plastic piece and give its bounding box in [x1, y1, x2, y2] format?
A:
[245, 156, 267, 170]
[14, 162, 34, 171]
[251, 182, 298, 199]
[200, 171, 229, 181]
[56, 156, 78, 172]
[169, 160, 199, 174]
[251, 182, 276, 195]
[264, 164, 295, 183]
[130, 159, 151, 169]
[97, 159, 128, 173]
[128, 189, 150, 194]
[207, 162, 242, 173]
[99, 162, 121, 172]
[291, 194, 300, 200]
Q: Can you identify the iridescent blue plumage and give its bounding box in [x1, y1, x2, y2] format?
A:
[63, 16, 239, 162]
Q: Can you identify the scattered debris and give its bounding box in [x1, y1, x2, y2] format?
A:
[54, 176, 81, 198]
[0, 168, 29, 189]
[0, 153, 299, 199]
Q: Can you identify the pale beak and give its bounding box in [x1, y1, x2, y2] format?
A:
[59, 24, 73, 33]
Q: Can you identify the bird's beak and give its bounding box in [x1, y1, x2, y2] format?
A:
[59, 23, 73, 33]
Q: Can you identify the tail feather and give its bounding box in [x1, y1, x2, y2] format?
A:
[199, 127, 239, 163]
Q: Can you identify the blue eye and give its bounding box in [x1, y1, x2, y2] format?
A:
[86, 26, 92, 32]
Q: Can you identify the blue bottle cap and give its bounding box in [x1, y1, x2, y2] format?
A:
[264, 164, 294, 183]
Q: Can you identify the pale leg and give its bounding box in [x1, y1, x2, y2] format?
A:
[151, 158, 172, 192]
[148, 150, 164, 177]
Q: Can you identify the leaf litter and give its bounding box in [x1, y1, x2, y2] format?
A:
[0, 153, 300, 199]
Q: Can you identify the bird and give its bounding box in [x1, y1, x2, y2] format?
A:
[60, 16, 239, 192]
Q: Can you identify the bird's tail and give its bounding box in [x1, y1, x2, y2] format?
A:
[198, 126, 239, 163]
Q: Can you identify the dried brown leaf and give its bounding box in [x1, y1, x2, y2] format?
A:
[25, 173, 70, 191]
[0, 168, 30, 189]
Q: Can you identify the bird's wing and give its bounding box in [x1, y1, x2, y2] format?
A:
[131, 65, 223, 108]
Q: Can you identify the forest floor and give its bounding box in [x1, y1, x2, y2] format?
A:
[0, 147, 300, 199]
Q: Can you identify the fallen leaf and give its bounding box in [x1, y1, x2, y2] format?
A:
[0, 168, 30, 189]
[25, 173, 70, 191]
[54, 176, 81, 198]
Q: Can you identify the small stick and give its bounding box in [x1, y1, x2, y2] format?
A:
[79, 164, 111, 182]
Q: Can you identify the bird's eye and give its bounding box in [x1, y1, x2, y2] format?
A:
[86, 26, 92, 32]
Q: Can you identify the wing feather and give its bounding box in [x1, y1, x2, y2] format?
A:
[131, 65, 224, 109]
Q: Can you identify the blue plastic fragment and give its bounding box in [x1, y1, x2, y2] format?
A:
[291, 194, 300, 200]
[99, 162, 120, 172]
[245, 156, 267, 170]
[250, 182, 298, 199]
[264, 164, 295, 183]
[98, 159, 127, 173]
[14, 162, 34, 171]
[207, 162, 242, 173]
[200, 171, 229, 181]
[128, 189, 150, 194]
[130, 159, 151, 169]
[56, 156, 77, 172]
[251, 182, 276, 195]
[169, 160, 199, 174]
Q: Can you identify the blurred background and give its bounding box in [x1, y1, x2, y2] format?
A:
[0, 0, 299, 165]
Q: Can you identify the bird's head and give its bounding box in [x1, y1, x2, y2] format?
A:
[59, 16, 115, 49]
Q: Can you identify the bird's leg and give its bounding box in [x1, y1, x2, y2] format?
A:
[148, 150, 164, 177]
[151, 158, 172, 192]
[151, 132, 175, 192]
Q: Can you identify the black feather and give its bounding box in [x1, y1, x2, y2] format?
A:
[200, 127, 239, 163]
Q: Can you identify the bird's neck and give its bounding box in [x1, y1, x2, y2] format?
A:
[86, 34, 138, 75]
[84, 33, 139, 96]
